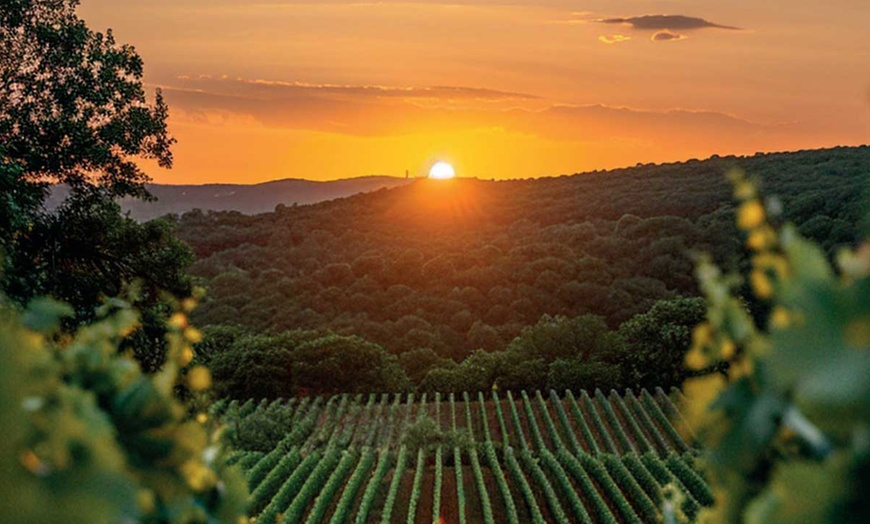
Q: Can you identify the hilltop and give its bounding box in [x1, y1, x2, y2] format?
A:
[45, 175, 413, 221]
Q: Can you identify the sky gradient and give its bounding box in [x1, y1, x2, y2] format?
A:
[79, 0, 870, 183]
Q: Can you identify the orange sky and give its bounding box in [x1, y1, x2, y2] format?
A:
[79, 0, 870, 184]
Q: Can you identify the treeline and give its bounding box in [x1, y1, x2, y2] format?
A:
[196, 298, 705, 400]
[177, 147, 868, 397]
[201, 296, 706, 400]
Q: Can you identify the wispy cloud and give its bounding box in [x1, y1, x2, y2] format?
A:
[172, 76, 539, 102]
[599, 15, 740, 31]
[159, 74, 804, 156]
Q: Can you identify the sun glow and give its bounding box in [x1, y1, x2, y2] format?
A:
[428, 161, 456, 179]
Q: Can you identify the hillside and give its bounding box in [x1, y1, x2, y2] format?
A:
[180, 147, 868, 395]
[45, 175, 413, 220]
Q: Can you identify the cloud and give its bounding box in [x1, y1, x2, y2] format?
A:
[651, 31, 687, 42]
[598, 34, 632, 45]
[171, 76, 539, 102]
[600, 15, 740, 31]
[158, 74, 804, 157]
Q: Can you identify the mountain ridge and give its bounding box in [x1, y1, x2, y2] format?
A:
[45, 175, 414, 221]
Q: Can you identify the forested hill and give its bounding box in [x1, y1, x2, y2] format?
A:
[178, 147, 867, 371]
[45, 175, 412, 220]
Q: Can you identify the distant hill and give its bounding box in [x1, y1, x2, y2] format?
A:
[45, 176, 413, 221]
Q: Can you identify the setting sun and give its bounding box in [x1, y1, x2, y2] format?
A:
[429, 161, 456, 180]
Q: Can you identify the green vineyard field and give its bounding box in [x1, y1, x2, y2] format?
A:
[218, 388, 711, 523]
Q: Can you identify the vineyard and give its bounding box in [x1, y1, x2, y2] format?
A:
[217, 388, 713, 523]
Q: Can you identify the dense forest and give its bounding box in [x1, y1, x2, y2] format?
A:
[175, 147, 869, 398]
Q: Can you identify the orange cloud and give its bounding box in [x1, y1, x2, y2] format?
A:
[598, 34, 632, 44]
[651, 31, 688, 42]
[161, 75, 795, 146]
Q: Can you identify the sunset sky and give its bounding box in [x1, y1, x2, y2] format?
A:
[79, 0, 870, 184]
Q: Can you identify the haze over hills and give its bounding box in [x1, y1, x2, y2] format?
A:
[45, 175, 413, 221]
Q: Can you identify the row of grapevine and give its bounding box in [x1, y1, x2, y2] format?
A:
[506, 391, 530, 451]
[346, 394, 377, 446]
[282, 448, 343, 523]
[641, 389, 691, 452]
[665, 453, 716, 506]
[578, 390, 620, 453]
[539, 449, 593, 524]
[248, 447, 303, 514]
[594, 389, 636, 454]
[468, 446, 495, 524]
[556, 449, 618, 524]
[379, 445, 409, 524]
[433, 445, 443, 524]
[534, 390, 565, 452]
[575, 452, 643, 524]
[518, 448, 568, 524]
[359, 394, 389, 447]
[601, 454, 660, 522]
[450, 393, 469, 524]
[625, 390, 671, 454]
[493, 392, 511, 449]
[453, 446, 467, 524]
[639, 453, 704, 519]
[563, 390, 601, 454]
[549, 390, 585, 456]
[354, 449, 392, 524]
[235, 451, 266, 470]
[257, 450, 323, 524]
[504, 447, 546, 524]
[305, 450, 359, 524]
[608, 390, 654, 454]
[406, 448, 426, 524]
[329, 447, 375, 524]
[519, 390, 547, 452]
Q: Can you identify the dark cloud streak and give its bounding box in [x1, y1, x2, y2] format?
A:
[600, 15, 740, 31]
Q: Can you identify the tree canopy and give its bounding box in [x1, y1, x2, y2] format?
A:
[1, 0, 173, 199]
[0, 0, 188, 371]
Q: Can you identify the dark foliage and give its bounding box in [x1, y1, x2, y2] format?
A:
[1, 0, 173, 198]
[0, 0, 189, 371]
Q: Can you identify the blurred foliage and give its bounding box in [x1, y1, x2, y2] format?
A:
[681, 170, 870, 522]
[0, 291, 247, 523]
